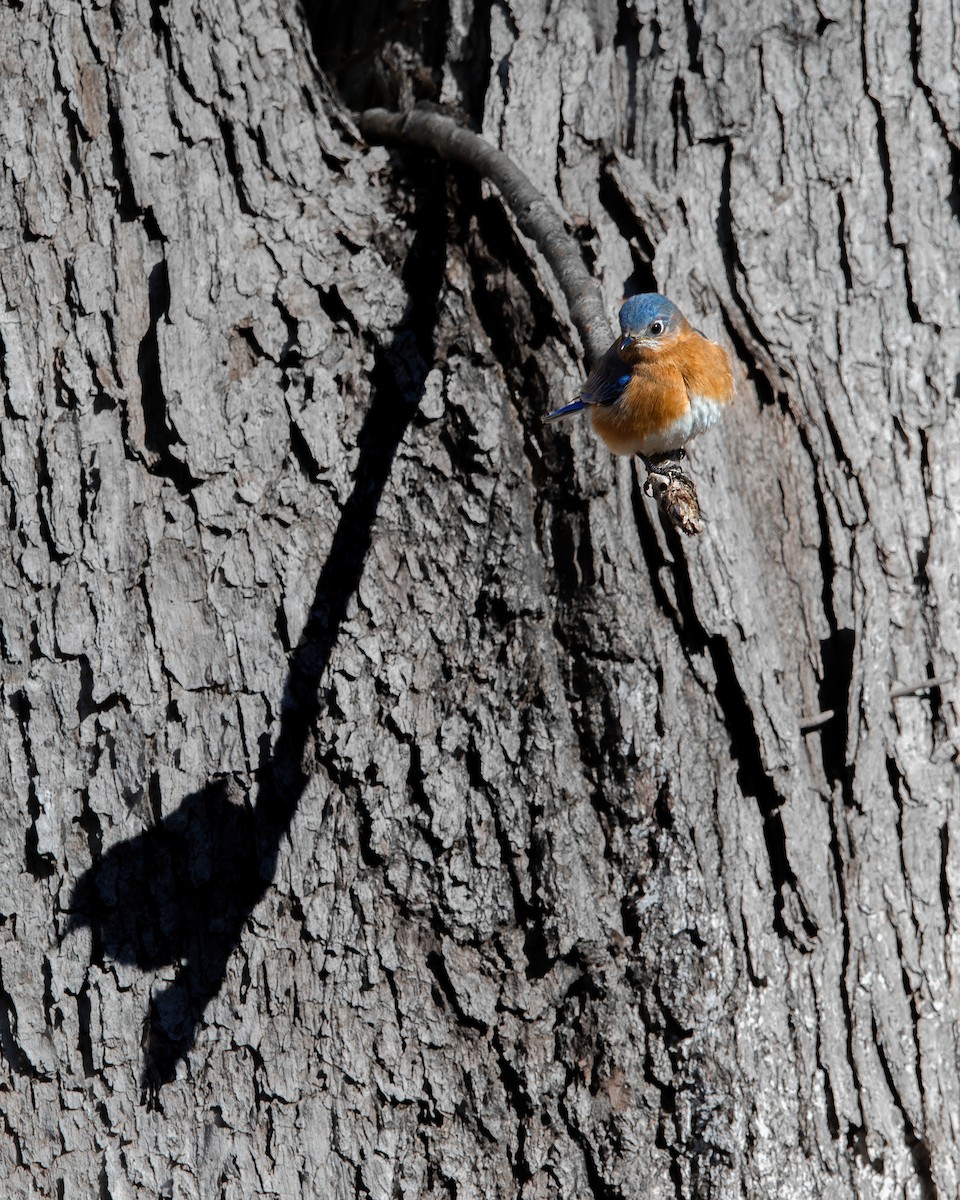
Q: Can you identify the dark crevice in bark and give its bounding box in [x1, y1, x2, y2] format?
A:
[803, 418, 863, 1129]
[679, 0, 704, 75]
[915, 432, 933, 583]
[101, 20, 163, 238]
[628, 472, 698, 646]
[755, 47, 786, 189]
[873, 1016, 938, 1199]
[708, 638, 779, 818]
[613, 1, 640, 154]
[557, 1086, 623, 1200]
[0, 331, 14, 424]
[820, 1067, 841, 1142]
[100, 314, 124, 416]
[403, 737, 449, 862]
[816, 627, 854, 801]
[887, 759, 917, 933]
[377, 960, 403, 1038]
[217, 116, 257, 218]
[886, 762, 936, 1165]
[638, 490, 815, 945]
[449, 0, 494, 125]
[273, 297, 304, 369]
[40, 959, 55, 1036]
[147, 768, 163, 826]
[10, 687, 55, 881]
[836, 192, 854, 292]
[717, 305, 784, 412]
[822, 408, 869, 519]
[137, 259, 200, 494]
[740, 912, 768, 988]
[135, 576, 161, 673]
[489, 1031, 534, 1181]
[915, 430, 948, 745]
[146, 0, 177, 81]
[76, 656, 123, 722]
[0, 970, 51, 1081]
[562, 662, 633, 845]
[809, 467, 855, 811]
[710, 638, 816, 945]
[504, 818, 553, 979]
[638, 991, 687, 1199]
[35, 438, 68, 565]
[456, 167, 584, 516]
[350, 778, 389, 869]
[670, 77, 693, 171]
[75, 979, 96, 1077]
[426, 951, 488, 1031]
[939, 822, 951, 937]
[547, 507, 595, 598]
[148, 0, 208, 112]
[51, 52, 90, 198]
[288, 416, 321, 482]
[313, 276, 362, 335]
[75, 787, 103, 867]
[233, 322, 266, 362]
[859, 3, 923, 325]
[465, 728, 553, 978]
[104, 86, 142, 223]
[824, 785, 861, 1136]
[597, 163, 659, 294]
[780, 383, 856, 808]
[715, 142, 787, 395]
[907, 0, 960, 215]
[859, 6, 894, 219]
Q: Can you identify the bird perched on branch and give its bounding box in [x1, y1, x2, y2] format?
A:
[546, 293, 734, 468]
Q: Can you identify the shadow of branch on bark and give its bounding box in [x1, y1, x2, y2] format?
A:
[66, 185, 445, 1102]
[360, 104, 706, 536]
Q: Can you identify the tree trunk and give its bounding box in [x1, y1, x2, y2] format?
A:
[1, 0, 958, 1196]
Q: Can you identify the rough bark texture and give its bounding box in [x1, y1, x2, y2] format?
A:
[1, 0, 958, 1197]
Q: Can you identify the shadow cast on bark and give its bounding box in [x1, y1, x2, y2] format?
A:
[68, 183, 445, 1101]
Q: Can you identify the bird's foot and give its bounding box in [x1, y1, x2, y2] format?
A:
[641, 449, 686, 477]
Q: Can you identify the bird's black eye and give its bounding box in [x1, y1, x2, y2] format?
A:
[650, 320, 664, 336]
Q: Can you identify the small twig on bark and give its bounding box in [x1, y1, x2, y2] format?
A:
[799, 675, 953, 735]
[889, 675, 953, 700]
[359, 104, 704, 536]
[798, 709, 836, 733]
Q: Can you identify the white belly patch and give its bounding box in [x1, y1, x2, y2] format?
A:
[637, 393, 725, 455]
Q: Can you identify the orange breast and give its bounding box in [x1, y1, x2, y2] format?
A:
[590, 360, 688, 455]
[663, 334, 734, 404]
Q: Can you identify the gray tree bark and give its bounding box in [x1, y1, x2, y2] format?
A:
[1, 0, 958, 1197]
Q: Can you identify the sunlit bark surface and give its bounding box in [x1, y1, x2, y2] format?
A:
[1, 1, 958, 1196]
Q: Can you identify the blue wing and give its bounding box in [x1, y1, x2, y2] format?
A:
[545, 344, 631, 423]
[580, 367, 632, 406]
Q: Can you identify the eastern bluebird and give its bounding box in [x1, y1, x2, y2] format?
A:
[546, 293, 734, 467]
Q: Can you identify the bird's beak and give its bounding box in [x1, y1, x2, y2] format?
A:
[619, 335, 634, 353]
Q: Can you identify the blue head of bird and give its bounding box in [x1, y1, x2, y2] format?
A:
[617, 293, 687, 356]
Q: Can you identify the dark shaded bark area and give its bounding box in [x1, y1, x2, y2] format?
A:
[0, 1, 958, 1197]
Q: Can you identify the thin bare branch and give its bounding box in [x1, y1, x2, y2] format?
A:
[359, 104, 706, 536]
[359, 105, 610, 365]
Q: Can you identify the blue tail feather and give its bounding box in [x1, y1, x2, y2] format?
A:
[544, 399, 587, 423]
